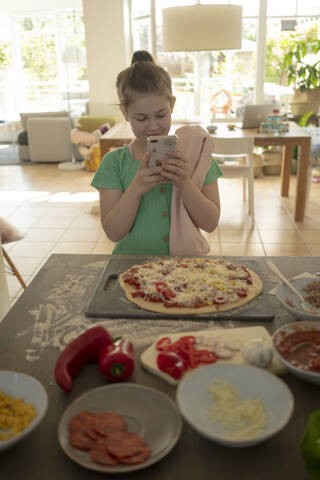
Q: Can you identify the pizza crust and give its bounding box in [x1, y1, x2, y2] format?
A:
[118, 259, 263, 315]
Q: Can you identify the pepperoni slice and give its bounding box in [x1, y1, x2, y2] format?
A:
[85, 423, 106, 441]
[120, 446, 151, 465]
[105, 431, 146, 458]
[92, 412, 127, 435]
[90, 444, 119, 466]
[69, 429, 94, 451]
[68, 411, 95, 432]
[68, 411, 151, 468]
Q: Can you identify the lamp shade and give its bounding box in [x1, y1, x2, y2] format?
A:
[162, 4, 242, 52]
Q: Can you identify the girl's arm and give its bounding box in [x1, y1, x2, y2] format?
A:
[99, 186, 142, 242]
[99, 152, 165, 242]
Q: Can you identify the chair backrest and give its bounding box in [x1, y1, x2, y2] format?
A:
[213, 136, 254, 157]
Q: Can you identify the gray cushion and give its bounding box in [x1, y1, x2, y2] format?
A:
[17, 130, 28, 145]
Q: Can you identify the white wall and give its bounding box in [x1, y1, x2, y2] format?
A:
[83, 0, 130, 117]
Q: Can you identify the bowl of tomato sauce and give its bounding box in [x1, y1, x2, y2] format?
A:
[272, 321, 320, 385]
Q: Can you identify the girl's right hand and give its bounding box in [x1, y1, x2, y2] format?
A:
[132, 151, 166, 194]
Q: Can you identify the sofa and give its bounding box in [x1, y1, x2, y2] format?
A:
[17, 111, 119, 165]
[17, 111, 82, 163]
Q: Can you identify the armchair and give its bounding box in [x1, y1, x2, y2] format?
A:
[17, 111, 82, 163]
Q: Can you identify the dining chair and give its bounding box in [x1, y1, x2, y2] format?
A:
[0, 217, 26, 289]
[0, 240, 10, 320]
[213, 136, 255, 226]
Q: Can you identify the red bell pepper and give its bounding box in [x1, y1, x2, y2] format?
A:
[157, 352, 185, 380]
[55, 326, 113, 393]
[99, 339, 135, 382]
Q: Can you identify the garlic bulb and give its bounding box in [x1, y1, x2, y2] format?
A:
[241, 338, 273, 368]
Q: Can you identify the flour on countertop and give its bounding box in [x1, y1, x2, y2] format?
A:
[26, 261, 231, 362]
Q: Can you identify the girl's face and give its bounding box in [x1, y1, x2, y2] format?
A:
[122, 94, 175, 145]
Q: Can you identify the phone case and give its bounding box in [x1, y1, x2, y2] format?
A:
[147, 135, 177, 167]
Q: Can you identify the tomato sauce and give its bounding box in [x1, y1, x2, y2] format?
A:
[276, 330, 320, 372]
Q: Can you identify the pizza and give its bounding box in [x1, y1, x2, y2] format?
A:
[119, 257, 263, 315]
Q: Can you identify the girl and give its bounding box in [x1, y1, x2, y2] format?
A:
[91, 50, 222, 255]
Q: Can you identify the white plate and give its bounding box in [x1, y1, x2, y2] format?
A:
[58, 383, 182, 473]
[0, 371, 48, 452]
[176, 364, 294, 447]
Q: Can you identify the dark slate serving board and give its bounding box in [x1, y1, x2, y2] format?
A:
[85, 256, 274, 321]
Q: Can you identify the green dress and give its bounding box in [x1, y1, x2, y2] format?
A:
[91, 145, 222, 255]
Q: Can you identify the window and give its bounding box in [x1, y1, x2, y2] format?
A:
[0, 8, 88, 119]
[129, 0, 320, 121]
[265, 3, 319, 113]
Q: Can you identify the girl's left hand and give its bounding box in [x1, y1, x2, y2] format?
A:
[160, 149, 191, 188]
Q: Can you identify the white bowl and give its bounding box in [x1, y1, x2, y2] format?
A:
[275, 277, 320, 321]
[206, 124, 217, 134]
[272, 321, 320, 385]
[176, 364, 294, 448]
[0, 371, 48, 452]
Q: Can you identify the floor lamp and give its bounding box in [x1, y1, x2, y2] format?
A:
[162, 4, 243, 117]
[59, 45, 86, 172]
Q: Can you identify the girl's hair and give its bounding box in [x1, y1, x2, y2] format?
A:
[116, 50, 174, 111]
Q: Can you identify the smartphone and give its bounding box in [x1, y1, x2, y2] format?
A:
[147, 135, 177, 168]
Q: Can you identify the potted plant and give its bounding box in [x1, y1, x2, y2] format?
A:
[282, 36, 320, 117]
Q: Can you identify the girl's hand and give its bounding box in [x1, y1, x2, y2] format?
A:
[131, 151, 166, 195]
[160, 149, 191, 188]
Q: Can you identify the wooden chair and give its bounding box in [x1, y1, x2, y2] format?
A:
[213, 136, 255, 226]
[0, 217, 26, 289]
[2, 247, 26, 289]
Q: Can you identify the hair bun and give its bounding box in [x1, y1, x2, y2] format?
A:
[131, 50, 155, 65]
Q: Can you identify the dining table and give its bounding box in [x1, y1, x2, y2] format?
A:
[0, 253, 319, 480]
[99, 120, 311, 222]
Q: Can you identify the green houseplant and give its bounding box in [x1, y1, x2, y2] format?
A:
[283, 37, 320, 117]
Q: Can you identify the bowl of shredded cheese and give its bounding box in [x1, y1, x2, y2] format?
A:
[0, 370, 48, 452]
[176, 364, 294, 447]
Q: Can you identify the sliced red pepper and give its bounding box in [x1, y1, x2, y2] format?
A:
[124, 275, 140, 288]
[236, 289, 248, 298]
[155, 337, 172, 352]
[155, 335, 217, 374]
[192, 349, 217, 365]
[177, 336, 196, 346]
[99, 339, 135, 382]
[157, 352, 185, 380]
[155, 282, 176, 300]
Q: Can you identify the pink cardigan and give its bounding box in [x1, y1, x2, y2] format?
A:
[169, 126, 214, 256]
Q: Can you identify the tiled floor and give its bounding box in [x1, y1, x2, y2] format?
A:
[1, 162, 320, 306]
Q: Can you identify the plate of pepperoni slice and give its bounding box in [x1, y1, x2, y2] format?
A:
[58, 383, 182, 473]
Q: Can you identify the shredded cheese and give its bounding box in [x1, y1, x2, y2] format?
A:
[125, 258, 254, 307]
[207, 379, 268, 440]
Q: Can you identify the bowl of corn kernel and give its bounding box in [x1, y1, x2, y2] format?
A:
[0, 370, 48, 451]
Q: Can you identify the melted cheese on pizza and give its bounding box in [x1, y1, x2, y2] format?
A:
[121, 258, 255, 308]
